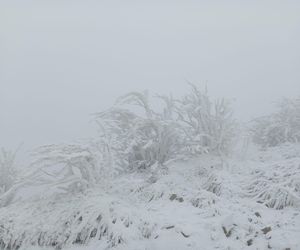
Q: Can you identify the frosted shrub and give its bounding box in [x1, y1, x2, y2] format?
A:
[1, 84, 235, 207]
[174, 84, 236, 155]
[0, 142, 116, 207]
[95, 85, 236, 171]
[0, 149, 17, 195]
[29, 142, 116, 194]
[95, 92, 184, 171]
[252, 97, 300, 147]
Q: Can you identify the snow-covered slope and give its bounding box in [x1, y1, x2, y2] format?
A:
[1, 144, 300, 250]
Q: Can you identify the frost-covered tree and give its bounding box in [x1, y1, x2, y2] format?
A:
[251, 97, 300, 147]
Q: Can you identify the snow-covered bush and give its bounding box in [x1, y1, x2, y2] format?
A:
[251, 97, 300, 147]
[95, 92, 185, 171]
[1, 85, 236, 208]
[0, 142, 117, 207]
[95, 85, 236, 171]
[174, 84, 236, 155]
[0, 149, 18, 195]
[29, 142, 116, 194]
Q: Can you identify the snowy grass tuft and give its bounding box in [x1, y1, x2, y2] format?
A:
[246, 173, 300, 209]
[245, 146, 300, 209]
[202, 172, 222, 196]
[0, 192, 154, 250]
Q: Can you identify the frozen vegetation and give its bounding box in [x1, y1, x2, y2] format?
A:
[0, 86, 299, 250]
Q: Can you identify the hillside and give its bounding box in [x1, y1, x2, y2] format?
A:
[1, 143, 299, 250]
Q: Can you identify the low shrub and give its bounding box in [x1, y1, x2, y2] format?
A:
[251, 97, 300, 147]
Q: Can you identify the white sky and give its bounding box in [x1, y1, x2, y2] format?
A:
[1, 0, 300, 154]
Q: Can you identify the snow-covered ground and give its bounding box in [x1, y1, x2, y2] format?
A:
[1, 144, 300, 250]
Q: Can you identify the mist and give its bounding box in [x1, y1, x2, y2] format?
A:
[1, 2, 300, 250]
[1, 0, 300, 152]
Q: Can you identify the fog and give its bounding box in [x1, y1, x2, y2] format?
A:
[1, 0, 300, 153]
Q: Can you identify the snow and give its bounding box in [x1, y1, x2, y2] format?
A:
[1, 143, 299, 250]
